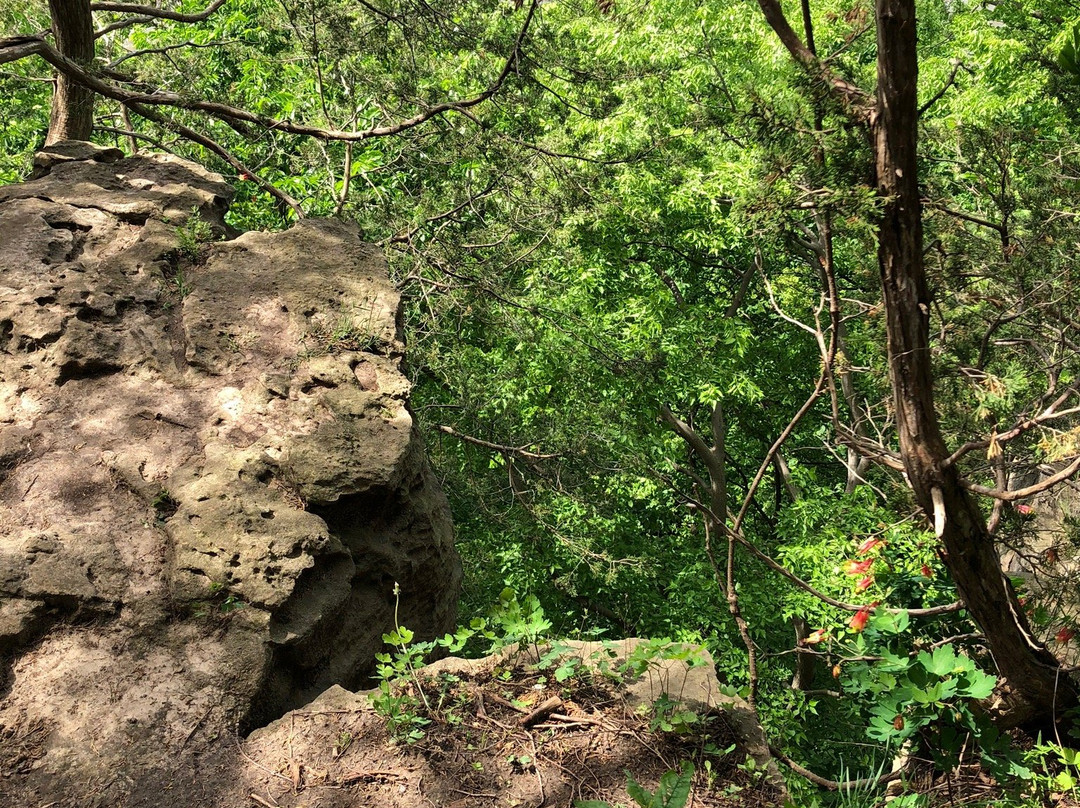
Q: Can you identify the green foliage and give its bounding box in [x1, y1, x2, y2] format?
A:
[189, 580, 248, 619]
[372, 583, 433, 743]
[649, 693, 706, 736]
[1058, 22, 1080, 78]
[371, 586, 555, 742]
[839, 624, 1005, 772]
[1021, 739, 1080, 801]
[575, 762, 695, 808]
[175, 211, 214, 260]
[302, 303, 383, 355]
[491, 586, 552, 650]
[151, 488, 179, 521]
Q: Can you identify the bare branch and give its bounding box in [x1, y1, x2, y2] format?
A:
[660, 405, 715, 470]
[917, 59, 965, 118]
[769, 745, 903, 791]
[95, 16, 154, 38]
[676, 490, 962, 617]
[90, 0, 227, 23]
[732, 247, 841, 534]
[925, 201, 1005, 233]
[961, 455, 1080, 501]
[106, 39, 232, 70]
[944, 393, 1080, 467]
[753, 0, 871, 115]
[96, 123, 174, 153]
[436, 424, 560, 461]
[0, 36, 44, 65]
[725, 516, 960, 617]
[386, 178, 499, 245]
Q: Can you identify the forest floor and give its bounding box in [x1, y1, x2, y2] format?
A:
[239, 653, 785, 808]
[238, 664, 1080, 808]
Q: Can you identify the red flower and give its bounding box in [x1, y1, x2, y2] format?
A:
[1015, 503, 1033, 515]
[843, 559, 874, 576]
[920, 564, 933, 578]
[1056, 627, 1075, 644]
[802, 629, 829, 645]
[1046, 548, 1059, 564]
[856, 574, 874, 592]
[849, 606, 872, 632]
[857, 537, 885, 555]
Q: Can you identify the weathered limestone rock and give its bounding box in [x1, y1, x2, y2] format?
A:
[0, 142, 460, 806]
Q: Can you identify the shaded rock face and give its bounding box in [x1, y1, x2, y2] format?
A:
[0, 143, 460, 805]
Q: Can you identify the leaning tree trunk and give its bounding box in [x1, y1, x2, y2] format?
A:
[46, 0, 95, 143]
[873, 0, 1070, 724]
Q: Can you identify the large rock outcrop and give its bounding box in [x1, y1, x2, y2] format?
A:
[0, 143, 461, 805]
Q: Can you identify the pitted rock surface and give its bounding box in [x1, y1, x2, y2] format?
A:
[0, 143, 460, 807]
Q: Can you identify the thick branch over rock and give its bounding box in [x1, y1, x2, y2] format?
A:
[90, 0, 226, 22]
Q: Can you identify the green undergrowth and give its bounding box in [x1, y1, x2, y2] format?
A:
[373, 586, 1080, 808]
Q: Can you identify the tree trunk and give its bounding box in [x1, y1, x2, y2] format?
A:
[873, 0, 1070, 724]
[46, 0, 95, 144]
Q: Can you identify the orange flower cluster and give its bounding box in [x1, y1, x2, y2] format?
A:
[843, 558, 873, 576]
[848, 602, 880, 632]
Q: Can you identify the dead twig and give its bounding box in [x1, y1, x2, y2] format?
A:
[519, 696, 564, 727]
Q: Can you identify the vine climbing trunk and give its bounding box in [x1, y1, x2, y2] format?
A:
[46, 0, 95, 144]
[872, 0, 1070, 724]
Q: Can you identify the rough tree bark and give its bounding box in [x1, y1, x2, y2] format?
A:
[46, 0, 95, 143]
[871, 0, 1070, 724]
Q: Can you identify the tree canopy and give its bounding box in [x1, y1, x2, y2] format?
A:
[6, 0, 1080, 800]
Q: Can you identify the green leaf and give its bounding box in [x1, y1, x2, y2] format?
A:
[656, 762, 694, 808]
[962, 670, 996, 700]
[626, 772, 652, 807]
[919, 645, 959, 677]
[1059, 23, 1080, 77]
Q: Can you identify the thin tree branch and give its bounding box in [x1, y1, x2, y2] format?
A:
[732, 247, 841, 535]
[917, 59, 964, 117]
[961, 455, 1080, 501]
[753, 0, 871, 114]
[125, 100, 303, 217]
[769, 745, 903, 791]
[436, 424, 560, 461]
[386, 179, 499, 245]
[943, 394, 1080, 467]
[677, 494, 962, 617]
[925, 201, 1005, 233]
[106, 39, 232, 70]
[95, 16, 156, 38]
